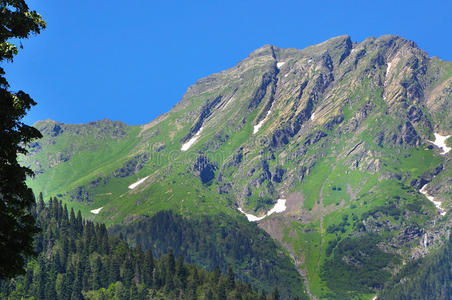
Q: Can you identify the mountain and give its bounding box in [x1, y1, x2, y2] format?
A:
[22, 35, 452, 299]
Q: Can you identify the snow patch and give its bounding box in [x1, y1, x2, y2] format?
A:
[266, 199, 287, 215]
[128, 176, 149, 189]
[238, 199, 287, 222]
[253, 110, 271, 134]
[90, 207, 103, 214]
[386, 62, 392, 76]
[237, 207, 265, 222]
[420, 184, 446, 216]
[429, 133, 451, 155]
[276, 61, 286, 68]
[284, 73, 288, 78]
[181, 127, 204, 151]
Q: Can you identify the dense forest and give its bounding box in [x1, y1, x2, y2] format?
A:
[0, 196, 289, 300]
[379, 233, 452, 300]
[109, 211, 307, 299]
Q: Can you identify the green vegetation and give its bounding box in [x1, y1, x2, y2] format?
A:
[380, 234, 452, 300]
[320, 234, 400, 298]
[18, 35, 452, 300]
[110, 211, 309, 299]
[0, 198, 288, 300]
[0, 0, 46, 279]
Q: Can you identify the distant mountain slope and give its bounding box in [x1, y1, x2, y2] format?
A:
[22, 35, 452, 299]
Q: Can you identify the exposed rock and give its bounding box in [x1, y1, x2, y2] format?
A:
[113, 153, 149, 178]
[182, 95, 223, 143]
[407, 105, 423, 123]
[272, 166, 285, 183]
[193, 154, 217, 184]
[51, 124, 63, 137]
[69, 176, 111, 202]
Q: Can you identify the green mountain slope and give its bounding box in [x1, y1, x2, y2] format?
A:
[22, 35, 452, 299]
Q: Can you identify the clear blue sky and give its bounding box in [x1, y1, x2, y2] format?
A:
[5, 0, 452, 125]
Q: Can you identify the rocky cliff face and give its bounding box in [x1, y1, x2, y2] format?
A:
[23, 35, 452, 299]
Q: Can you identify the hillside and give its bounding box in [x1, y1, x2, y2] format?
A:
[0, 197, 277, 300]
[22, 35, 452, 299]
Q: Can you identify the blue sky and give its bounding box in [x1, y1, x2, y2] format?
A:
[5, 0, 452, 125]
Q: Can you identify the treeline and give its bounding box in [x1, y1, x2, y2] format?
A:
[109, 211, 308, 299]
[0, 196, 285, 300]
[379, 233, 452, 300]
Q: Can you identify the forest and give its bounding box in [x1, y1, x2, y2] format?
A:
[379, 233, 452, 300]
[109, 211, 307, 298]
[0, 195, 290, 300]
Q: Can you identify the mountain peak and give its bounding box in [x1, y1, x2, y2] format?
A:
[248, 44, 277, 59]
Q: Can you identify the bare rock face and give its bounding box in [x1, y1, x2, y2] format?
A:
[193, 154, 217, 184]
[113, 153, 149, 178]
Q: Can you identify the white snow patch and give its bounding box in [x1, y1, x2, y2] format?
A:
[276, 61, 286, 68]
[420, 184, 446, 216]
[253, 110, 271, 134]
[128, 176, 149, 189]
[238, 199, 287, 222]
[310, 112, 316, 121]
[181, 126, 204, 151]
[284, 73, 289, 78]
[90, 207, 103, 214]
[429, 133, 451, 155]
[238, 207, 266, 222]
[266, 199, 287, 215]
[386, 62, 392, 76]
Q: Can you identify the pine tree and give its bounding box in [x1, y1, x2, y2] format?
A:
[226, 266, 235, 290]
[217, 281, 227, 300]
[129, 283, 138, 300]
[38, 192, 45, 212]
[122, 254, 135, 288]
[259, 289, 267, 300]
[108, 257, 121, 283]
[34, 256, 47, 299]
[176, 253, 188, 289]
[91, 256, 103, 290]
[272, 287, 280, 300]
[71, 260, 84, 300]
[167, 249, 176, 275]
[143, 249, 155, 287]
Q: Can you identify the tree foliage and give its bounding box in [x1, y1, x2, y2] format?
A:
[379, 234, 452, 300]
[109, 210, 309, 299]
[0, 198, 272, 300]
[0, 0, 45, 279]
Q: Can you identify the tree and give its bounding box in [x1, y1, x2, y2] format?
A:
[0, 0, 45, 279]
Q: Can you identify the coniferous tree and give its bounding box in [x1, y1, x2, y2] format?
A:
[108, 257, 121, 283]
[122, 254, 135, 288]
[176, 254, 187, 289]
[226, 266, 235, 290]
[91, 256, 102, 290]
[272, 287, 280, 300]
[143, 249, 154, 287]
[35, 256, 47, 299]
